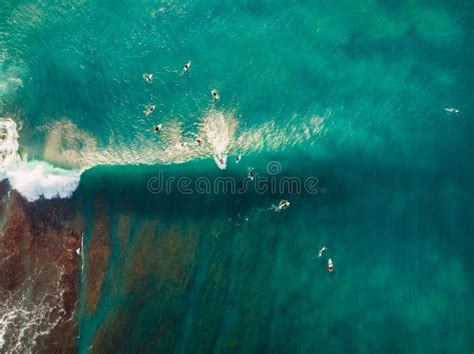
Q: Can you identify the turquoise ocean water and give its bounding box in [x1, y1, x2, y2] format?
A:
[1, 0, 473, 353]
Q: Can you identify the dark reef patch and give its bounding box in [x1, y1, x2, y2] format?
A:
[86, 196, 111, 313]
[0, 183, 83, 353]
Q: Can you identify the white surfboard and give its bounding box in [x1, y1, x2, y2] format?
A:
[213, 154, 227, 170]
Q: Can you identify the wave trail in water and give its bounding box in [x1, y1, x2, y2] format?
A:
[42, 109, 325, 169]
[0, 107, 325, 202]
[201, 110, 237, 169]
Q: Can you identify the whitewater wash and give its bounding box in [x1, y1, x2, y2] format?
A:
[0, 118, 81, 201]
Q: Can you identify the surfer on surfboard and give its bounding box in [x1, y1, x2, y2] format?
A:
[328, 258, 334, 272]
[276, 199, 290, 211]
[213, 154, 227, 169]
[317, 246, 327, 258]
[183, 61, 191, 72]
[248, 167, 255, 181]
[144, 104, 156, 116]
[143, 73, 153, 83]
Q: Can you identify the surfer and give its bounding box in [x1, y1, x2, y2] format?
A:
[276, 199, 290, 211]
[248, 168, 255, 181]
[445, 107, 459, 114]
[154, 124, 162, 132]
[143, 73, 153, 83]
[317, 246, 327, 258]
[328, 258, 334, 272]
[214, 154, 227, 169]
[235, 155, 242, 164]
[196, 136, 203, 144]
[144, 104, 156, 116]
[211, 89, 220, 100]
[183, 61, 191, 72]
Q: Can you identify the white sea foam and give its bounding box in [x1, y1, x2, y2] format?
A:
[0, 118, 81, 202]
[201, 110, 237, 169]
[43, 110, 240, 171]
[0, 265, 70, 353]
[42, 109, 325, 172]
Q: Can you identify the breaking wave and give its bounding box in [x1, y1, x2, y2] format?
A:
[1, 108, 325, 202]
[43, 109, 325, 169]
[0, 118, 81, 202]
